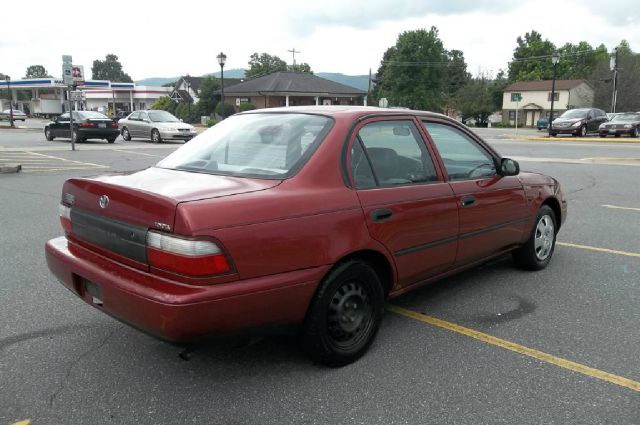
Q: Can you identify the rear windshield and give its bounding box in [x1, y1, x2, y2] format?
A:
[156, 113, 333, 179]
[560, 109, 588, 119]
[80, 111, 109, 119]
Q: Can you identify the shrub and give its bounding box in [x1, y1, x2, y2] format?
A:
[215, 102, 236, 118]
[238, 102, 256, 112]
[206, 118, 219, 127]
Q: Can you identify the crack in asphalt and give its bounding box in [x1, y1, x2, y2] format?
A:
[48, 328, 117, 409]
[567, 171, 597, 200]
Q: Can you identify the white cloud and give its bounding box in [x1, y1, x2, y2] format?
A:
[0, 0, 638, 81]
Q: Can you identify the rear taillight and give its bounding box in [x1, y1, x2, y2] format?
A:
[110, 122, 118, 128]
[59, 204, 72, 233]
[146, 231, 230, 276]
[79, 122, 95, 128]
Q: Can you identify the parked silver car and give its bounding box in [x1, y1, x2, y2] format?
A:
[0, 109, 27, 121]
[118, 110, 197, 143]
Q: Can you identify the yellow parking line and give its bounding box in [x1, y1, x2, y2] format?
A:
[602, 204, 640, 212]
[557, 242, 640, 258]
[12, 420, 31, 425]
[386, 305, 640, 393]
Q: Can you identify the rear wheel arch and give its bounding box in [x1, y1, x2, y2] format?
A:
[324, 249, 395, 298]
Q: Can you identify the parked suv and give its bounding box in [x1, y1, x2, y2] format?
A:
[550, 108, 607, 137]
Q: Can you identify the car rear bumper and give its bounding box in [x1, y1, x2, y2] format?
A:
[78, 128, 120, 139]
[45, 236, 325, 342]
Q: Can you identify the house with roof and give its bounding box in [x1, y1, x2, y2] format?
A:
[170, 75, 243, 104]
[502, 80, 594, 127]
[222, 72, 367, 111]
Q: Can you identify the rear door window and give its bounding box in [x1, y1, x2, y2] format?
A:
[352, 120, 438, 188]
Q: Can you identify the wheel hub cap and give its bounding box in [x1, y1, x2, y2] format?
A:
[534, 214, 555, 261]
[328, 282, 370, 339]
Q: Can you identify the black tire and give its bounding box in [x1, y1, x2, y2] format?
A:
[121, 127, 131, 141]
[107, 137, 116, 144]
[614, 133, 621, 138]
[513, 205, 557, 271]
[550, 132, 557, 137]
[579, 125, 587, 137]
[302, 260, 384, 367]
[45, 127, 54, 141]
[151, 129, 162, 143]
[599, 134, 606, 138]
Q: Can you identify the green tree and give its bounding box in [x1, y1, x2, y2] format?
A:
[215, 102, 236, 118]
[377, 27, 449, 111]
[91, 54, 133, 82]
[195, 76, 220, 116]
[508, 30, 556, 82]
[151, 96, 176, 113]
[371, 47, 397, 105]
[453, 76, 494, 126]
[25, 65, 51, 78]
[246, 53, 287, 79]
[490, 70, 508, 112]
[591, 41, 640, 112]
[288, 62, 313, 73]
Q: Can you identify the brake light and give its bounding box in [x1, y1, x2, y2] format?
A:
[146, 231, 230, 276]
[79, 122, 95, 127]
[59, 204, 72, 233]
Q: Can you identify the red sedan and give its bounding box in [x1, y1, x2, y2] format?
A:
[45, 106, 567, 366]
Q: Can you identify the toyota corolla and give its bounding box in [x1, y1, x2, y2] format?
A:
[45, 106, 567, 366]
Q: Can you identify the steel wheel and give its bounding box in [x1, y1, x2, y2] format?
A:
[326, 281, 374, 350]
[580, 125, 587, 137]
[302, 260, 384, 366]
[534, 214, 555, 261]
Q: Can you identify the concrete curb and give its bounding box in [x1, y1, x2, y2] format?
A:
[0, 164, 22, 173]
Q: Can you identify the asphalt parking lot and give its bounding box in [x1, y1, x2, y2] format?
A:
[0, 123, 638, 424]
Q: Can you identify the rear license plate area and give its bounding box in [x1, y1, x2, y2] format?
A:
[83, 279, 103, 306]
[98, 123, 107, 128]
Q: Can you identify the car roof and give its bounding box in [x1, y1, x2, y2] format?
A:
[240, 105, 451, 121]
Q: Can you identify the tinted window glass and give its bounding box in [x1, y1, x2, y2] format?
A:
[423, 122, 496, 180]
[129, 112, 140, 120]
[59, 113, 70, 120]
[79, 111, 109, 119]
[139, 112, 149, 121]
[357, 121, 438, 186]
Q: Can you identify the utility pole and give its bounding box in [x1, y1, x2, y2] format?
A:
[610, 47, 619, 113]
[288, 48, 301, 67]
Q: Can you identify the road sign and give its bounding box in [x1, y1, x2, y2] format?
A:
[62, 55, 73, 85]
[70, 91, 85, 101]
[379, 98, 389, 108]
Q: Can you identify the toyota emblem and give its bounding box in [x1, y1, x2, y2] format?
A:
[99, 195, 109, 209]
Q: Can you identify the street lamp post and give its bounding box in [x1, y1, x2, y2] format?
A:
[5, 76, 14, 128]
[548, 52, 560, 136]
[217, 52, 227, 119]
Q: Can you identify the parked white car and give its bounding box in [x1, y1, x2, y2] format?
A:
[118, 110, 197, 143]
[0, 109, 27, 121]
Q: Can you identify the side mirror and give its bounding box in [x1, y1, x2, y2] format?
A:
[499, 158, 520, 176]
[180, 118, 184, 122]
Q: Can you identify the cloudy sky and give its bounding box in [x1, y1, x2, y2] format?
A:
[1, 0, 638, 81]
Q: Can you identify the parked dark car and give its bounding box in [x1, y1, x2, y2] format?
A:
[45, 111, 120, 143]
[599, 112, 640, 138]
[536, 116, 549, 130]
[550, 108, 608, 137]
[45, 106, 567, 366]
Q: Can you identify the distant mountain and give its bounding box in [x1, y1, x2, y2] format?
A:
[316, 73, 370, 92]
[136, 70, 370, 91]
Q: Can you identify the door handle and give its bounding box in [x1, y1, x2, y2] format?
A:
[371, 208, 393, 222]
[460, 195, 476, 207]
